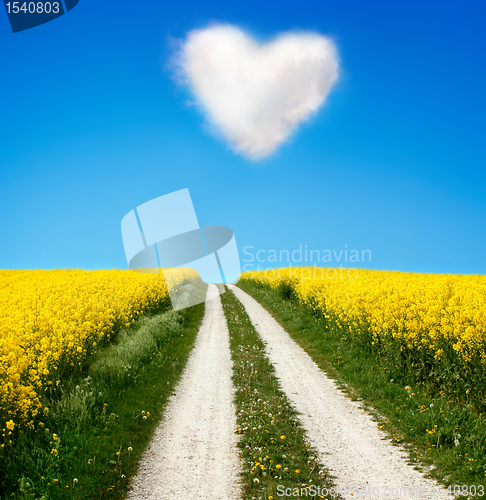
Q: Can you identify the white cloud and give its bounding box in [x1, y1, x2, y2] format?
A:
[173, 24, 339, 160]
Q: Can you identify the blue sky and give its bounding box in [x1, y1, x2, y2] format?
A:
[0, 0, 485, 274]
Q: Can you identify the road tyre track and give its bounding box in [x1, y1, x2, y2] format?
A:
[128, 285, 241, 500]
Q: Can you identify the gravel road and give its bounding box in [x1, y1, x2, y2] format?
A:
[128, 285, 241, 500]
[229, 285, 446, 499]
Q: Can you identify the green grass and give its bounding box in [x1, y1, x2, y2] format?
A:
[221, 286, 342, 500]
[237, 279, 486, 491]
[2, 301, 205, 500]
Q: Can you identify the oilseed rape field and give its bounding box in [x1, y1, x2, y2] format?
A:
[243, 268, 486, 407]
[0, 269, 195, 437]
[2, 265, 486, 495]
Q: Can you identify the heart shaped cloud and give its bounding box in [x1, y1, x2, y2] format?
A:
[175, 25, 339, 160]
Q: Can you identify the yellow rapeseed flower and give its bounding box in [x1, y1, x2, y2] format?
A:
[243, 267, 486, 397]
[0, 268, 196, 432]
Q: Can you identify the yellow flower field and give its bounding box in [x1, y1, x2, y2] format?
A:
[0, 269, 194, 431]
[243, 267, 486, 399]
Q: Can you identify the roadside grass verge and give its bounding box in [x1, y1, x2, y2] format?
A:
[221, 286, 341, 500]
[237, 279, 486, 490]
[2, 301, 205, 500]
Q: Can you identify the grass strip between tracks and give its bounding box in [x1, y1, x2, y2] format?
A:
[221, 286, 341, 500]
